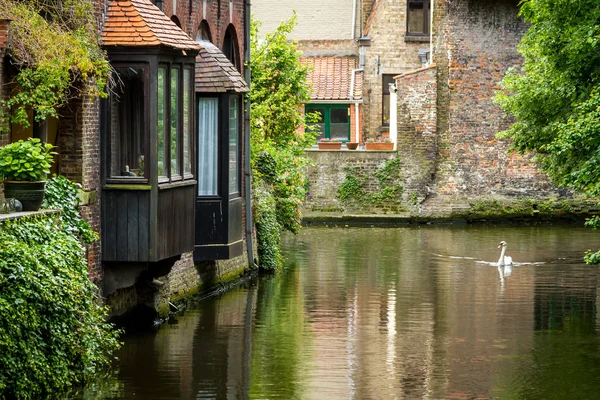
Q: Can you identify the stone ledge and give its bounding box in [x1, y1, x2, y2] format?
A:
[0, 209, 60, 223]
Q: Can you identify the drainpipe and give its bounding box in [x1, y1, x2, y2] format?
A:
[349, 67, 363, 143]
[389, 83, 398, 150]
[351, 0, 357, 40]
[243, 0, 255, 267]
[430, 0, 434, 58]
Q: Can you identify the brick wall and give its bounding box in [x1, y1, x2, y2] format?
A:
[360, 0, 427, 141]
[395, 65, 437, 210]
[304, 149, 405, 215]
[428, 0, 560, 212]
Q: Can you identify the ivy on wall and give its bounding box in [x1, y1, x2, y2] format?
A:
[0, 0, 110, 129]
[337, 157, 404, 206]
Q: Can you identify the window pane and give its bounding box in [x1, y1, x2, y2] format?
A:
[408, 1, 425, 34]
[110, 67, 146, 178]
[197, 98, 219, 196]
[307, 108, 325, 140]
[330, 108, 350, 140]
[183, 69, 192, 175]
[158, 67, 167, 177]
[330, 108, 349, 124]
[383, 94, 390, 125]
[229, 97, 239, 195]
[171, 66, 180, 176]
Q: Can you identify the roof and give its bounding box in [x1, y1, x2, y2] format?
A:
[195, 41, 248, 93]
[102, 0, 200, 51]
[302, 56, 362, 101]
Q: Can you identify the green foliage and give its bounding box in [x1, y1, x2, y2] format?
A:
[337, 157, 403, 205]
[0, 0, 110, 129]
[42, 175, 99, 244]
[254, 185, 282, 271]
[0, 138, 56, 181]
[250, 15, 317, 269]
[0, 214, 120, 399]
[495, 1, 600, 263]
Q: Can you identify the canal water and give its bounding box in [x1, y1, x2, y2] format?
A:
[95, 225, 600, 399]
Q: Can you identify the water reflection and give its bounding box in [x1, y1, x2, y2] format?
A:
[95, 225, 600, 399]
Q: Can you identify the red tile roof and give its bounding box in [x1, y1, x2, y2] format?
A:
[102, 0, 200, 51]
[195, 41, 248, 93]
[302, 56, 362, 101]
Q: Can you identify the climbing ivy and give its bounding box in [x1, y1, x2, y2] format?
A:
[337, 157, 403, 206]
[0, 214, 120, 399]
[0, 0, 109, 129]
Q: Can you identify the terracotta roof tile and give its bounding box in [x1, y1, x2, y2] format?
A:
[302, 56, 360, 101]
[195, 41, 248, 93]
[102, 0, 200, 51]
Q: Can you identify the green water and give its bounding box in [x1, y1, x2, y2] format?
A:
[95, 225, 600, 399]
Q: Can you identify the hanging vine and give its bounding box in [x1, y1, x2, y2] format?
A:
[0, 0, 110, 129]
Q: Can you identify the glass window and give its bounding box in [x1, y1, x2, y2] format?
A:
[110, 66, 146, 178]
[382, 74, 395, 126]
[197, 98, 219, 196]
[407, 0, 429, 35]
[158, 67, 167, 177]
[330, 108, 349, 140]
[229, 97, 239, 195]
[183, 69, 192, 176]
[170, 66, 180, 176]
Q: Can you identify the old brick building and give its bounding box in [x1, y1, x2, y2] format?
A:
[0, 0, 254, 318]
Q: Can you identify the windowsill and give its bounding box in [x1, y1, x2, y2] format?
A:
[405, 35, 430, 43]
[106, 177, 149, 185]
[0, 209, 60, 222]
[158, 180, 197, 190]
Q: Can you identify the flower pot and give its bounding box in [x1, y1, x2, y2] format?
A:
[318, 142, 342, 150]
[345, 142, 359, 150]
[3, 181, 46, 211]
[365, 142, 394, 151]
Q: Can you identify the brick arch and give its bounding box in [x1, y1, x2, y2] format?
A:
[196, 19, 212, 43]
[222, 24, 240, 71]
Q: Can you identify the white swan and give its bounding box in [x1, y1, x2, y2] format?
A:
[497, 241, 513, 266]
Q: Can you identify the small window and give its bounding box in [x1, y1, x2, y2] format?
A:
[196, 20, 212, 43]
[305, 104, 350, 142]
[229, 97, 239, 195]
[407, 0, 430, 36]
[158, 67, 167, 177]
[382, 74, 395, 126]
[183, 69, 192, 175]
[197, 97, 219, 196]
[109, 66, 147, 178]
[170, 66, 181, 177]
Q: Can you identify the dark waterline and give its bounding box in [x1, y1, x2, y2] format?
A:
[88, 225, 600, 399]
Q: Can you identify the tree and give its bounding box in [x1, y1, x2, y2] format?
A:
[495, 0, 600, 263]
[250, 15, 318, 271]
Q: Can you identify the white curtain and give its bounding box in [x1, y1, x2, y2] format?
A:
[197, 98, 219, 196]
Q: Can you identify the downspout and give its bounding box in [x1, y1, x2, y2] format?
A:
[243, 0, 255, 267]
[430, 0, 434, 59]
[351, 0, 357, 40]
[389, 83, 398, 150]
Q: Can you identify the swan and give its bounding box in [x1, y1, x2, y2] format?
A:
[497, 241, 513, 266]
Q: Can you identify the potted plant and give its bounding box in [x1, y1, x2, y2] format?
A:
[346, 141, 359, 150]
[0, 138, 56, 211]
[365, 137, 394, 151]
[317, 138, 342, 150]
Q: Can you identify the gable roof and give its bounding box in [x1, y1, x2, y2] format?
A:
[302, 56, 362, 101]
[102, 0, 200, 51]
[195, 41, 248, 93]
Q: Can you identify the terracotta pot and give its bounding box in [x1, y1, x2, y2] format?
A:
[365, 142, 394, 151]
[318, 141, 342, 150]
[3, 181, 46, 211]
[345, 142, 359, 150]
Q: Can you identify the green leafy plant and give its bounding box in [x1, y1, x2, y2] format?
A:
[0, 0, 110, 130]
[0, 138, 56, 181]
[254, 184, 282, 271]
[42, 175, 99, 244]
[0, 214, 120, 399]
